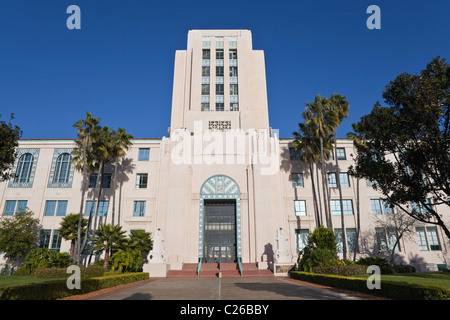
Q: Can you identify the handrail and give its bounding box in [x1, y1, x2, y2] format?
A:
[197, 259, 202, 278]
[237, 257, 243, 277]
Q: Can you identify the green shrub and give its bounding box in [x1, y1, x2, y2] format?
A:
[110, 249, 143, 273]
[297, 226, 338, 272]
[34, 265, 107, 279]
[313, 264, 367, 277]
[0, 272, 149, 300]
[290, 271, 450, 300]
[20, 249, 72, 275]
[356, 256, 388, 267]
[392, 265, 416, 273]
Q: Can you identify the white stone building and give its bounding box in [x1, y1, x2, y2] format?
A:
[1, 30, 449, 276]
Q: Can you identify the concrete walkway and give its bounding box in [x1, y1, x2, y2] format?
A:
[86, 276, 365, 300]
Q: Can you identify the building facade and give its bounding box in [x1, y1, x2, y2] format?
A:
[1, 30, 449, 275]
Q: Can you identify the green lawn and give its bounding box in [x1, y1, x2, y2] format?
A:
[355, 272, 450, 289]
[0, 276, 65, 287]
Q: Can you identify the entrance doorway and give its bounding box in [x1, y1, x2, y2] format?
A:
[203, 199, 237, 264]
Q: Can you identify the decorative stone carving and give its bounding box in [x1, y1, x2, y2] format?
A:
[148, 228, 166, 263]
[273, 227, 292, 263]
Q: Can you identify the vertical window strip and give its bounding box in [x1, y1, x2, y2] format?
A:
[296, 229, 309, 253]
[294, 200, 306, 216]
[4, 201, 16, 216]
[45, 200, 57, 216]
[416, 227, 429, 251]
[56, 201, 68, 216]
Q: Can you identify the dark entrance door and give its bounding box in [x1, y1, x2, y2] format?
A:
[203, 199, 236, 264]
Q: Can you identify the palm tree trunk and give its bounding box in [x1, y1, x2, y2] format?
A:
[76, 143, 88, 264]
[89, 161, 104, 264]
[334, 132, 347, 260]
[103, 249, 110, 269]
[309, 162, 321, 227]
[353, 178, 361, 261]
[320, 137, 331, 228]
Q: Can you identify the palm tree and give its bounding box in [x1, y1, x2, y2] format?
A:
[91, 224, 127, 269]
[303, 95, 336, 228]
[71, 112, 101, 264]
[129, 230, 153, 262]
[327, 93, 350, 260]
[58, 213, 88, 259]
[293, 122, 322, 227]
[88, 127, 133, 264]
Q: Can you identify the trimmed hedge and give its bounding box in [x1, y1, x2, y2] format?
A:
[34, 265, 106, 279]
[0, 272, 149, 300]
[290, 271, 450, 300]
[313, 265, 367, 277]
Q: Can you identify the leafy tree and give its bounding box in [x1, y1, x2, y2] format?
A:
[0, 210, 40, 266]
[58, 213, 88, 259]
[349, 57, 450, 239]
[297, 226, 338, 272]
[91, 224, 127, 269]
[0, 114, 22, 182]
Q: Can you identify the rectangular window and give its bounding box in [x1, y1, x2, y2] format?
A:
[294, 200, 307, 216]
[39, 229, 52, 249]
[229, 41, 237, 48]
[133, 201, 146, 217]
[229, 49, 237, 59]
[296, 229, 309, 253]
[88, 173, 111, 188]
[216, 41, 224, 48]
[201, 84, 210, 95]
[85, 200, 109, 217]
[48, 201, 61, 216]
[229, 66, 238, 77]
[375, 228, 388, 252]
[230, 103, 239, 111]
[202, 66, 210, 77]
[340, 173, 350, 187]
[387, 228, 401, 252]
[216, 49, 224, 60]
[216, 76, 224, 84]
[201, 103, 210, 111]
[202, 41, 210, 48]
[292, 173, 304, 188]
[330, 200, 354, 215]
[50, 230, 62, 252]
[328, 173, 337, 188]
[230, 84, 239, 95]
[56, 200, 68, 216]
[416, 227, 429, 251]
[136, 173, 148, 189]
[215, 103, 224, 111]
[202, 49, 210, 59]
[330, 148, 346, 160]
[335, 228, 343, 253]
[138, 148, 150, 161]
[216, 84, 224, 95]
[427, 227, 441, 251]
[216, 66, 224, 76]
[370, 199, 382, 215]
[289, 148, 301, 160]
[346, 228, 358, 253]
[3, 200, 28, 216]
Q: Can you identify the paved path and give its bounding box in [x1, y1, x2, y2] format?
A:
[88, 277, 363, 300]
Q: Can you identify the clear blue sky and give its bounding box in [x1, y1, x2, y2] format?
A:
[0, 0, 449, 139]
